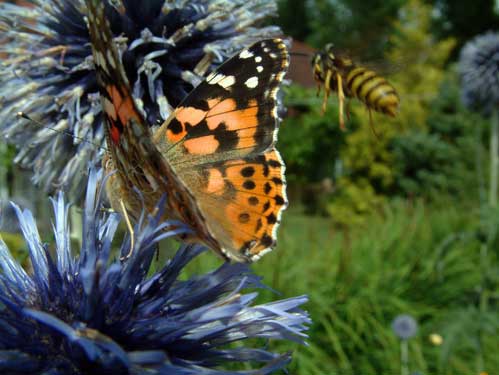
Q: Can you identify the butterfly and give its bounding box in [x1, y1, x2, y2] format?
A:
[84, 0, 288, 262]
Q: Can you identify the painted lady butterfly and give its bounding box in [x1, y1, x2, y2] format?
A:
[85, 0, 288, 262]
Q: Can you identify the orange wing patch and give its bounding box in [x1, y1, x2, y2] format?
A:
[184, 135, 220, 154]
[205, 99, 258, 131]
[165, 98, 259, 153]
[104, 84, 141, 144]
[205, 168, 225, 195]
[106, 85, 140, 125]
[198, 149, 287, 260]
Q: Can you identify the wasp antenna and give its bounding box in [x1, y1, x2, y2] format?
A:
[289, 51, 313, 58]
[17, 111, 107, 152]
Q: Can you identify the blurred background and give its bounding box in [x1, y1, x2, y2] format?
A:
[1, 0, 498, 374]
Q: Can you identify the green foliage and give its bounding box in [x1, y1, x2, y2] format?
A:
[429, 0, 499, 60]
[279, 84, 345, 184]
[303, 0, 405, 59]
[388, 0, 456, 130]
[0, 144, 15, 170]
[391, 69, 487, 200]
[182, 201, 499, 375]
[327, 178, 385, 226]
[0, 232, 29, 268]
[276, 0, 310, 41]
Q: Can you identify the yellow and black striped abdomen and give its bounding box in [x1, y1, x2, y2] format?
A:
[345, 67, 399, 117]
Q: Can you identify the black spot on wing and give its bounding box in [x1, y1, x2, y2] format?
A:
[184, 119, 210, 138]
[241, 166, 255, 177]
[267, 213, 277, 224]
[256, 218, 263, 232]
[239, 213, 250, 223]
[261, 234, 274, 248]
[274, 195, 285, 205]
[248, 196, 259, 206]
[268, 159, 282, 168]
[262, 200, 270, 213]
[212, 122, 238, 152]
[168, 118, 183, 134]
[243, 180, 256, 190]
[264, 182, 272, 194]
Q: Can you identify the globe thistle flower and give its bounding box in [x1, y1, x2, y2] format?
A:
[459, 31, 499, 206]
[391, 314, 418, 340]
[0, 0, 282, 199]
[459, 31, 499, 115]
[0, 169, 309, 374]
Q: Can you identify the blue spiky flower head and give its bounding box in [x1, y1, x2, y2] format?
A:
[0, 169, 309, 374]
[459, 31, 499, 116]
[391, 314, 418, 340]
[0, 0, 282, 199]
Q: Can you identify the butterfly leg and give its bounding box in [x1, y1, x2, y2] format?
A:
[336, 73, 346, 131]
[119, 199, 135, 261]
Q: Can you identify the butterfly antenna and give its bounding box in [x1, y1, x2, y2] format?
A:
[17, 112, 108, 152]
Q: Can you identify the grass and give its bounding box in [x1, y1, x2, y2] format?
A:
[183, 198, 499, 375]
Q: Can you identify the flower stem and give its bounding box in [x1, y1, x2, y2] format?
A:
[400, 339, 409, 375]
[489, 108, 499, 207]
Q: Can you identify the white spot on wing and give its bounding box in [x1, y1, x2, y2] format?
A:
[244, 76, 258, 89]
[255, 56, 262, 63]
[218, 75, 235, 89]
[206, 71, 217, 81]
[95, 52, 107, 72]
[103, 98, 116, 120]
[256, 66, 263, 73]
[208, 73, 225, 85]
[239, 50, 254, 59]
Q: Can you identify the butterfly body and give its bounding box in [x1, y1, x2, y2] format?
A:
[85, 0, 288, 262]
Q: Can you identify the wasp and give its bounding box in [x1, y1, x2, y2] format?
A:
[312, 43, 399, 131]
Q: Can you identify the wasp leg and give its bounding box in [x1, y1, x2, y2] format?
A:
[336, 73, 346, 131]
[119, 199, 135, 261]
[316, 82, 322, 97]
[346, 99, 352, 122]
[322, 69, 333, 114]
[368, 108, 379, 139]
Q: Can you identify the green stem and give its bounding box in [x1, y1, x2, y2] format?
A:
[489, 108, 499, 207]
[400, 339, 409, 375]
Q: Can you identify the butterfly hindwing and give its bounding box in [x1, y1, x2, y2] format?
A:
[153, 39, 289, 261]
[177, 149, 287, 260]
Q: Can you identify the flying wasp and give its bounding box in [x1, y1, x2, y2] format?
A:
[312, 43, 399, 131]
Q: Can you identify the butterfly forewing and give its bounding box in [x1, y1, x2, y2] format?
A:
[155, 40, 288, 166]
